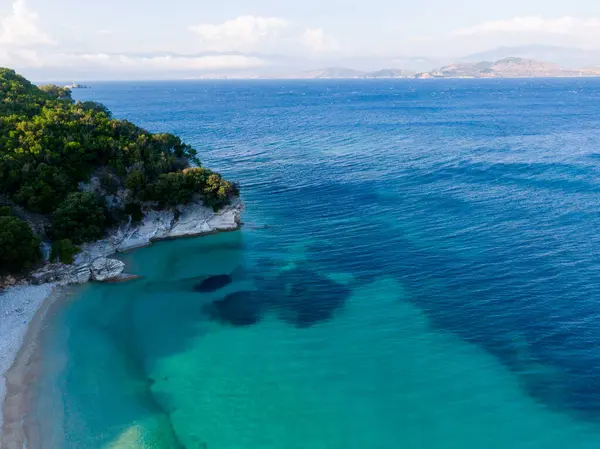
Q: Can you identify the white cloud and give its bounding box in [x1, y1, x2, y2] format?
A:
[455, 16, 600, 37]
[0, 50, 265, 72]
[0, 47, 43, 67]
[0, 0, 55, 46]
[79, 54, 265, 71]
[189, 16, 290, 52]
[189, 15, 339, 54]
[0, 6, 269, 74]
[301, 28, 339, 52]
[0, 7, 341, 76]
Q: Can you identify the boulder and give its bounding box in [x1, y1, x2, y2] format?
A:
[69, 264, 92, 284]
[30, 263, 91, 285]
[90, 258, 125, 282]
[0, 275, 18, 290]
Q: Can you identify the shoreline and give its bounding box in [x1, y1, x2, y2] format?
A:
[0, 286, 72, 449]
[0, 284, 57, 449]
[0, 199, 243, 449]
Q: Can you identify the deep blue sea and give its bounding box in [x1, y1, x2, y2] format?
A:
[33, 79, 600, 448]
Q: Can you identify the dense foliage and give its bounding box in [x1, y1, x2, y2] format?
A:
[50, 239, 80, 265]
[51, 192, 107, 244]
[0, 208, 41, 274]
[0, 68, 239, 274]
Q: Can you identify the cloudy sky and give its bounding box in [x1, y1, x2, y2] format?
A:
[1, 0, 600, 79]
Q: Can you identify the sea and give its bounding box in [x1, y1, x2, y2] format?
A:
[31, 79, 600, 448]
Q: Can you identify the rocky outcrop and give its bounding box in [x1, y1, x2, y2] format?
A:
[90, 258, 126, 282]
[75, 199, 243, 264]
[29, 258, 125, 285]
[25, 199, 244, 288]
[30, 263, 90, 285]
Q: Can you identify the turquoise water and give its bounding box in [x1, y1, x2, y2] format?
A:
[34, 79, 600, 448]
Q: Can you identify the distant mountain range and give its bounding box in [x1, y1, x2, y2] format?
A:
[270, 45, 600, 79]
[460, 45, 600, 69]
[279, 57, 600, 80]
[284, 67, 416, 79]
[24, 45, 600, 81]
[415, 57, 600, 79]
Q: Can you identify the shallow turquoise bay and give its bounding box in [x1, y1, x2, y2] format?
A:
[33, 79, 600, 448]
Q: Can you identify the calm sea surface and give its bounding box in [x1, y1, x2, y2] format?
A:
[34, 79, 600, 448]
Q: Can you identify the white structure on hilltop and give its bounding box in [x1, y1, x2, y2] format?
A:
[64, 81, 90, 89]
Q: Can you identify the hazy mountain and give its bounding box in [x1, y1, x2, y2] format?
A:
[415, 57, 597, 79]
[291, 56, 439, 73]
[289, 67, 364, 79]
[361, 69, 416, 78]
[460, 45, 600, 69]
[278, 67, 418, 79]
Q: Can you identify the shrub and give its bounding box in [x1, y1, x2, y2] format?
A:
[51, 192, 107, 244]
[146, 172, 194, 207]
[124, 169, 146, 198]
[99, 171, 121, 195]
[124, 202, 144, 223]
[0, 215, 41, 274]
[50, 239, 80, 264]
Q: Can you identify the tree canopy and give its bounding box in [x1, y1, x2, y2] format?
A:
[0, 68, 239, 275]
[51, 192, 107, 244]
[0, 208, 41, 275]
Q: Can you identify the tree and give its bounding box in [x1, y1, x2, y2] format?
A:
[146, 172, 194, 207]
[50, 239, 80, 264]
[0, 215, 41, 274]
[51, 192, 107, 244]
[39, 85, 72, 100]
[124, 169, 146, 197]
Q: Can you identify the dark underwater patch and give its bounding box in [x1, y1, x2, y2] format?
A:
[192, 274, 233, 293]
[274, 270, 350, 328]
[202, 291, 265, 326]
[265, 268, 351, 328]
[202, 268, 351, 329]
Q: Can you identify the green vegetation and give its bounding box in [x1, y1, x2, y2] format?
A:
[50, 239, 80, 265]
[0, 208, 41, 274]
[0, 68, 239, 275]
[51, 192, 107, 244]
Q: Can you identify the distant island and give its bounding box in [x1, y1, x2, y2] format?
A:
[252, 57, 600, 80]
[286, 67, 416, 79]
[64, 81, 90, 89]
[414, 57, 600, 79]
[0, 68, 239, 282]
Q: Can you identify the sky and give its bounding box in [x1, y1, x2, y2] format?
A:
[2, 0, 600, 79]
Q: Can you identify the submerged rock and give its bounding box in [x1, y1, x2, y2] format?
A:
[90, 258, 126, 282]
[193, 274, 233, 293]
[203, 291, 264, 326]
[105, 273, 143, 283]
[268, 268, 351, 328]
[202, 268, 352, 329]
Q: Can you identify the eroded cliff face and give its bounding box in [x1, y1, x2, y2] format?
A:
[26, 199, 244, 287]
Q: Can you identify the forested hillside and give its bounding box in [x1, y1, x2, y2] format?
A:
[0, 68, 238, 274]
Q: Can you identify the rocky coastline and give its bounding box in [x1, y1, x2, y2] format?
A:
[0, 199, 243, 447]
